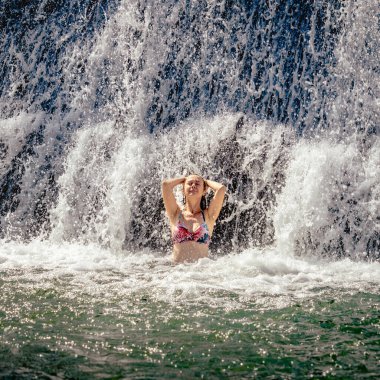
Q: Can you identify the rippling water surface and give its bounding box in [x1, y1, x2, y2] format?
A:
[1, 243, 379, 379]
[0, 1, 379, 378]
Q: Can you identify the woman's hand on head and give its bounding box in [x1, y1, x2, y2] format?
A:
[161, 177, 186, 223]
[204, 179, 226, 221]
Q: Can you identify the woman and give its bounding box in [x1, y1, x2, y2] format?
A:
[162, 174, 226, 263]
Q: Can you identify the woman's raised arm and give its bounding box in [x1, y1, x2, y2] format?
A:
[205, 179, 226, 221]
[161, 177, 186, 223]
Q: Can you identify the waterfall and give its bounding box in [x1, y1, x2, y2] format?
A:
[0, 0, 378, 259]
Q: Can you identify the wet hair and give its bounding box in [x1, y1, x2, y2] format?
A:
[200, 195, 207, 210]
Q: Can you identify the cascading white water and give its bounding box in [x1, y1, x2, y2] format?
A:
[273, 0, 380, 259]
[48, 113, 295, 252]
[274, 139, 380, 259]
[326, 0, 380, 142]
[1, 5, 380, 378]
[0, 0, 378, 260]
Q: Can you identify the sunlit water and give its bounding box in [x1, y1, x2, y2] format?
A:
[1, 242, 379, 378]
[1, 0, 379, 378]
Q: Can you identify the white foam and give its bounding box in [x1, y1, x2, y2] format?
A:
[1, 240, 378, 309]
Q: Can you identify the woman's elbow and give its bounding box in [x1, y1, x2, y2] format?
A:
[161, 180, 172, 193]
[215, 185, 226, 197]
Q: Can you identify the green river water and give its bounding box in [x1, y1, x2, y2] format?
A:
[1, 266, 379, 379]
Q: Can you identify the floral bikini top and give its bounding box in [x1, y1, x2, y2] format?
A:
[172, 211, 211, 245]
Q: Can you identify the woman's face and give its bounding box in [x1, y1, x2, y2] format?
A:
[183, 175, 205, 198]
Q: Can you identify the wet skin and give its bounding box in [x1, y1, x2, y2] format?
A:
[172, 176, 212, 263]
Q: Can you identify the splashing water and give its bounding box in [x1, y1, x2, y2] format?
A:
[0, 0, 379, 378]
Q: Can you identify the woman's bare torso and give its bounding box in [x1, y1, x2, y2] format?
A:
[172, 241, 209, 263]
[171, 210, 214, 263]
